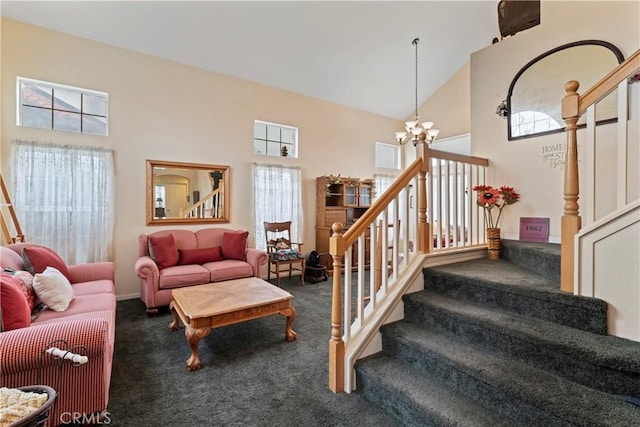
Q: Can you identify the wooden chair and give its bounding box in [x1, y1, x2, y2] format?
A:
[264, 221, 305, 286]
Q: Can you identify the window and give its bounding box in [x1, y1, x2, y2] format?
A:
[252, 163, 303, 250]
[253, 121, 298, 158]
[17, 77, 109, 136]
[510, 111, 561, 138]
[375, 142, 401, 169]
[10, 140, 115, 263]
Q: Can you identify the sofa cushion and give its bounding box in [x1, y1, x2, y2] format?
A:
[158, 265, 210, 290]
[34, 293, 116, 323]
[72, 280, 115, 297]
[178, 247, 223, 265]
[33, 266, 75, 312]
[148, 234, 179, 269]
[0, 275, 31, 330]
[221, 231, 248, 261]
[206, 260, 253, 282]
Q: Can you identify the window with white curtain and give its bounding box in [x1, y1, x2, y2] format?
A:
[252, 163, 303, 250]
[10, 140, 115, 263]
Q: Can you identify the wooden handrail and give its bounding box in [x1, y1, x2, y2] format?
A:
[182, 187, 222, 217]
[560, 49, 639, 292]
[578, 49, 640, 115]
[340, 159, 422, 249]
[428, 149, 490, 167]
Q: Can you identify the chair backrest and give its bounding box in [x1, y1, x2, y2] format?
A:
[264, 221, 292, 250]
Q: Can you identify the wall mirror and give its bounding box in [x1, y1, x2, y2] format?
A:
[146, 160, 230, 225]
[506, 40, 624, 140]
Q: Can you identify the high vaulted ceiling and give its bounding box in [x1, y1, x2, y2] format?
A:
[1, 1, 499, 120]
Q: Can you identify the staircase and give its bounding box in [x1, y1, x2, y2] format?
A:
[355, 240, 640, 426]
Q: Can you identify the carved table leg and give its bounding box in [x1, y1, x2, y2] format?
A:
[185, 325, 211, 371]
[279, 306, 297, 341]
[168, 301, 180, 331]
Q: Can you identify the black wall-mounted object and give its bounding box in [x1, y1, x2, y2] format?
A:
[498, 0, 540, 39]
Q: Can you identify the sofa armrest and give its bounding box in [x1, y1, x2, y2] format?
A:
[246, 248, 268, 277]
[135, 256, 159, 283]
[0, 318, 109, 376]
[68, 262, 115, 284]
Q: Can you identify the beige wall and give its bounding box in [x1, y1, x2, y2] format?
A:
[417, 62, 471, 140]
[418, 0, 639, 242]
[1, 18, 402, 298]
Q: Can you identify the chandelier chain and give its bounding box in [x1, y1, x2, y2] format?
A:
[413, 38, 419, 119]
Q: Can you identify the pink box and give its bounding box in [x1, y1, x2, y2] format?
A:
[519, 217, 550, 243]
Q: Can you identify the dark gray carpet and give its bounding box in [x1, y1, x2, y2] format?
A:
[108, 276, 396, 426]
[356, 241, 640, 426]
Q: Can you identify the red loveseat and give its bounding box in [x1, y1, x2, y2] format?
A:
[135, 228, 268, 315]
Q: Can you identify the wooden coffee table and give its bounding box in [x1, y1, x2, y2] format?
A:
[168, 277, 296, 371]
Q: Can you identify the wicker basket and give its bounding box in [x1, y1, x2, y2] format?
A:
[486, 227, 501, 260]
[7, 385, 56, 427]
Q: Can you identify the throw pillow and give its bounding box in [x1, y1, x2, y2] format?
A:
[148, 234, 179, 269]
[221, 231, 248, 261]
[0, 276, 31, 330]
[178, 247, 223, 265]
[21, 246, 72, 281]
[1, 271, 37, 311]
[32, 266, 75, 312]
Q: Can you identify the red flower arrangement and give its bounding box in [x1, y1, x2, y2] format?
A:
[473, 185, 520, 229]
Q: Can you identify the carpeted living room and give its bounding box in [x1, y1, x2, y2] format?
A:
[1, 1, 639, 426]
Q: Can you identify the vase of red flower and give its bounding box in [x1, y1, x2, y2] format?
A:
[473, 185, 520, 259]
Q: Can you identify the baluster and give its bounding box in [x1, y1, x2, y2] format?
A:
[328, 222, 345, 393]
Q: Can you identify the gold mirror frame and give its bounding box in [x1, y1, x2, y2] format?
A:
[507, 40, 624, 141]
[146, 160, 230, 225]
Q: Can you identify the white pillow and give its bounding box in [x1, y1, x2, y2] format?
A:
[33, 266, 75, 312]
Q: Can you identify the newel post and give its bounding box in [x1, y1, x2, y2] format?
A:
[328, 222, 345, 393]
[416, 137, 430, 253]
[561, 80, 582, 293]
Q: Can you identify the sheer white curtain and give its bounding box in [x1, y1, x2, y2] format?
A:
[252, 163, 303, 250]
[10, 140, 115, 263]
[374, 174, 396, 200]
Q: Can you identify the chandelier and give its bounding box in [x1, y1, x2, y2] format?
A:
[395, 38, 439, 146]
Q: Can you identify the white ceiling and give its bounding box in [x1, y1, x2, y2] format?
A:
[1, 1, 499, 120]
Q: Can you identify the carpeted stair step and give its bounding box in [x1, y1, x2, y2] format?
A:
[378, 320, 640, 426]
[356, 354, 511, 427]
[423, 259, 607, 334]
[403, 290, 640, 397]
[500, 239, 561, 283]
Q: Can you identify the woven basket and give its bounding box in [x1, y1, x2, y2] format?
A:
[8, 385, 56, 427]
[486, 228, 501, 260]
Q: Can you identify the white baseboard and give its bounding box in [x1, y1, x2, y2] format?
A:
[116, 293, 141, 301]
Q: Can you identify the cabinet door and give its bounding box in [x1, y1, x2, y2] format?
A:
[358, 184, 372, 207]
[343, 184, 358, 206]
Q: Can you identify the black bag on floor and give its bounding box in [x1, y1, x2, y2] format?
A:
[304, 251, 328, 283]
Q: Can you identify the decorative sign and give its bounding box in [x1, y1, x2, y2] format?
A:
[542, 142, 565, 169]
[519, 217, 550, 242]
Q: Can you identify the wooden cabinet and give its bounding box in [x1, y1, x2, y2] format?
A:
[315, 176, 374, 273]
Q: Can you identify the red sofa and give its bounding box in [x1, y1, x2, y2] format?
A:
[0, 243, 115, 425]
[135, 228, 268, 315]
